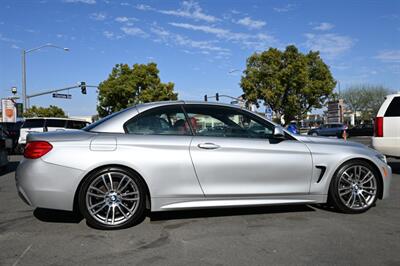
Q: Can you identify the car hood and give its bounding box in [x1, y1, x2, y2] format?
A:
[296, 135, 365, 148]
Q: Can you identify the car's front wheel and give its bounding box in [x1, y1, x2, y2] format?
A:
[78, 167, 146, 230]
[329, 160, 380, 213]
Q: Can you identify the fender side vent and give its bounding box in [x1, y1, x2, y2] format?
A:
[315, 166, 326, 183]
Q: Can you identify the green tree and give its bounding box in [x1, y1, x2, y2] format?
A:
[23, 105, 67, 118]
[97, 63, 178, 117]
[240, 45, 336, 124]
[342, 84, 393, 122]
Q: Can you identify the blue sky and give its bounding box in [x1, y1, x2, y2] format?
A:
[0, 0, 399, 116]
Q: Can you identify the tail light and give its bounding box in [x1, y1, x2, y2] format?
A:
[24, 141, 53, 159]
[374, 117, 384, 137]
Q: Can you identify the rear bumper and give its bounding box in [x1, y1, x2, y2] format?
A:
[372, 137, 399, 157]
[15, 158, 84, 211]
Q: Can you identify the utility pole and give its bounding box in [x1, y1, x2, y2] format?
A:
[21, 50, 26, 113]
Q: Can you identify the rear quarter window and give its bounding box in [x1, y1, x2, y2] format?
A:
[384, 97, 400, 117]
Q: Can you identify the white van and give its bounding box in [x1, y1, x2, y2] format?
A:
[372, 93, 400, 158]
[18, 117, 90, 146]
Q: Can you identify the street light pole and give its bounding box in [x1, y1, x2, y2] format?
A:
[21, 43, 69, 112]
[21, 50, 26, 112]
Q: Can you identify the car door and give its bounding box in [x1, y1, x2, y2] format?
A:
[117, 105, 204, 199]
[319, 125, 329, 136]
[185, 105, 313, 197]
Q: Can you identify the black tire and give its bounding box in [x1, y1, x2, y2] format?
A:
[328, 160, 380, 214]
[78, 167, 147, 230]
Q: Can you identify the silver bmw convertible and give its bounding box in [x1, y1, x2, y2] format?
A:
[16, 101, 392, 229]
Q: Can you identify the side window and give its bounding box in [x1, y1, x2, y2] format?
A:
[385, 97, 400, 117]
[124, 106, 191, 135]
[184, 106, 274, 139]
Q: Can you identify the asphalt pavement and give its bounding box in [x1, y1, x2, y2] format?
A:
[1, 137, 399, 266]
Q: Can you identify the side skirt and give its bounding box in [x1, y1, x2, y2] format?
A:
[151, 194, 327, 212]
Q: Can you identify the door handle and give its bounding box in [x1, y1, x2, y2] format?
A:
[198, 143, 220, 150]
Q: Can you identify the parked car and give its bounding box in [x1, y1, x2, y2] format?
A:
[16, 101, 392, 230]
[18, 118, 90, 148]
[0, 127, 9, 169]
[0, 121, 23, 153]
[372, 93, 400, 158]
[307, 123, 348, 138]
[347, 124, 374, 137]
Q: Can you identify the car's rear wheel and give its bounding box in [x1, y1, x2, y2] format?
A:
[312, 132, 318, 136]
[78, 167, 146, 230]
[329, 160, 380, 213]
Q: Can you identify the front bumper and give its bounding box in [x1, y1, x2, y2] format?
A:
[378, 160, 392, 200]
[15, 158, 84, 211]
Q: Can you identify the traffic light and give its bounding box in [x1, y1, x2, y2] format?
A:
[16, 103, 23, 118]
[204, 95, 208, 101]
[80, 81, 87, 94]
[216, 93, 219, 101]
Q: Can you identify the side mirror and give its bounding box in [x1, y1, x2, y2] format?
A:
[273, 126, 285, 139]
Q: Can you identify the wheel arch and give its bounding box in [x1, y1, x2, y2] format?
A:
[329, 157, 384, 200]
[73, 164, 152, 213]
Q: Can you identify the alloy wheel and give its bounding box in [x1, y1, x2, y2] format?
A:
[337, 165, 377, 210]
[85, 171, 140, 226]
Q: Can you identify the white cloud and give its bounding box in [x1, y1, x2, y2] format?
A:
[169, 22, 228, 36]
[115, 17, 137, 24]
[236, 17, 266, 29]
[115, 17, 129, 23]
[175, 35, 228, 51]
[120, 27, 147, 37]
[273, 4, 294, 12]
[103, 31, 123, 40]
[137, 1, 218, 22]
[90, 12, 106, 21]
[120, 2, 130, 6]
[136, 4, 152, 11]
[313, 22, 335, 31]
[0, 33, 19, 43]
[103, 31, 114, 39]
[304, 33, 355, 58]
[169, 22, 277, 50]
[11, 44, 20, 49]
[375, 50, 400, 63]
[151, 25, 229, 54]
[64, 0, 96, 4]
[151, 27, 170, 37]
